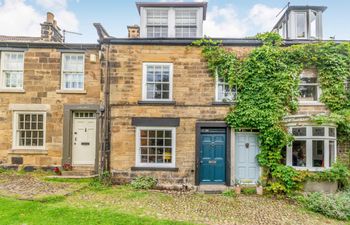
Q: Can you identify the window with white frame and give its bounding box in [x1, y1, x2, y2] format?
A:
[299, 70, 320, 102]
[175, 9, 197, 38]
[136, 127, 176, 167]
[309, 11, 317, 38]
[215, 76, 237, 102]
[61, 53, 85, 90]
[295, 12, 307, 39]
[146, 9, 168, 38]
[0, 52, 24, 89]
[287, 126, 336, 170]
[143, 63, 173, 101]
[13, 112, 46, 149]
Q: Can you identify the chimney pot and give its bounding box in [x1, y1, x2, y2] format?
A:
[47, 12, 54, 23]
[127, 25, 140, 38]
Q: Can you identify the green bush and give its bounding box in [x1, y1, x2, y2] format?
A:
[300, 190, 350, 221]
[131, 176, 157, 190]
[222, 189, 237, 197]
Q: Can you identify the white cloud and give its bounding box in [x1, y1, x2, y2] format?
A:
[0, 0, 43, 36]
[203, 3, 281, 38]
[248, 4, 281, 32]
[0, 0, 79, 37]
[204, 4, 248, 38]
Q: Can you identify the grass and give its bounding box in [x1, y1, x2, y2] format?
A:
[0, 197, 189, 225]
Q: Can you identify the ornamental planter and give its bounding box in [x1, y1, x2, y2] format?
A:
[256, 185, 263, 195]
[304, 181, 338, 194]
[234, 185, 241, 195]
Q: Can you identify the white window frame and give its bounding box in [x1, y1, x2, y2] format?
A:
[215, 75, 237, 102]
[287, 126, 337, 171]
[142, 62, 173, 101]
[295, 12, 307, 39]
[61, 53, 85, 91]
[299, 71, 321, 105]
[146, 8, 169, 38]
[0, 51, 24, 90]
[135, 126, 176, 168]
[175, 8, 198, 38]
[12, 111, 46, 150]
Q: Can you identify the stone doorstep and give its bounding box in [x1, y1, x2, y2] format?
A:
[197, 184, 229, 194]
[61, 165, 96, 177]
[47, 174, 98, 179]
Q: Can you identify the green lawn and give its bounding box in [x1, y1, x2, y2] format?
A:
[0, 173, 346, 225]
[0, 196, 190, 225]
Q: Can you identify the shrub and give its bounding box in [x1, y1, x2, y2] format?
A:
[300, 190, 350, 220]
[131, 176, 157, 190]
[222, 189, 237, 197]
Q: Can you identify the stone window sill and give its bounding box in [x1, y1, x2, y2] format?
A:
[131, 167, 179, 172]
[56, 90, 87, 94]
[9, 149, 48, 155]
[0, 89, 25, 93]
[138, 100, 176, 105]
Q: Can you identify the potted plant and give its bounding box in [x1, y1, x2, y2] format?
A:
[53, 167, 61, 175]
[234, 179, 241, 194]
[256, 179, 263, 195]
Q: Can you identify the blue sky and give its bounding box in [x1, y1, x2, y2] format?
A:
[0, 0, 349, 43]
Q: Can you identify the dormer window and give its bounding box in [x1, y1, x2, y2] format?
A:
[146, 9, 168, 38]
[137, 2, 207, 38]
[175, 9, 197, 38]
[272, 6, 326, 40]
[295, 12, 307, 38]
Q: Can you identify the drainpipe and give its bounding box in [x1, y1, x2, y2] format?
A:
[100, 42, 111, 174]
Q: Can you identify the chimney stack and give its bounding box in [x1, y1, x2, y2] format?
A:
[41, 12, 63, 42]
[127, 25, 140, 38]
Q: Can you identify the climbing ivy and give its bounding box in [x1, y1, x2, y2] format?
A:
[193, 33, 350, 194]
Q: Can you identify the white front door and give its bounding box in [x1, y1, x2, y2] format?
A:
[72, 112, 97, 165]
[235, 132, 260, 184]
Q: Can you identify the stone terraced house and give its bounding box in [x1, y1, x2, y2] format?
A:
[0, 2, 348, 189]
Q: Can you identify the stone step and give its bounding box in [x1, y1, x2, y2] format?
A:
[61, 169, 95, 177]
[197, 184, 229, 194]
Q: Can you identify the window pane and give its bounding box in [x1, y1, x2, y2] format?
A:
[312, 140, 324, 167]
[296, 13, 306, 38]
[292, 140, 306, 167]
[312, 127, 325, 136]
[17, 113, 44, 147]
[292, 127, 306, 136]
[145, 64, 171, 100]
[329, 128, 336, 137]
[329, 141, 335, 167]
[216, 77, 236, 102]
[310, 11, 317, 38]
[299, 85, 317, 101]
[139, 129, 172, 164]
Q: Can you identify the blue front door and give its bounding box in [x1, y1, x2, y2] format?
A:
[235, 133, 260, 184]
[199, 129, 226, 184]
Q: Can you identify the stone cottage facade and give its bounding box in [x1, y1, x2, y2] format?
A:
[0, 2, 348, 187]
[0, 13, 102, 174]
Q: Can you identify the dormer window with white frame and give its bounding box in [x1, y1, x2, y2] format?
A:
[146, 9, 169, 38]
[272, 6, 326, 40]
[137, 2, 207, 38]
[175, 9, 197, 38]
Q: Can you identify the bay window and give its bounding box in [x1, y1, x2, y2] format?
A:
[287, 126, 337, 170]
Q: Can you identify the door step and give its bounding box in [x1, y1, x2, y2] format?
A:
[61, 165, 96, 177]
[197, 184, 229, 194]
